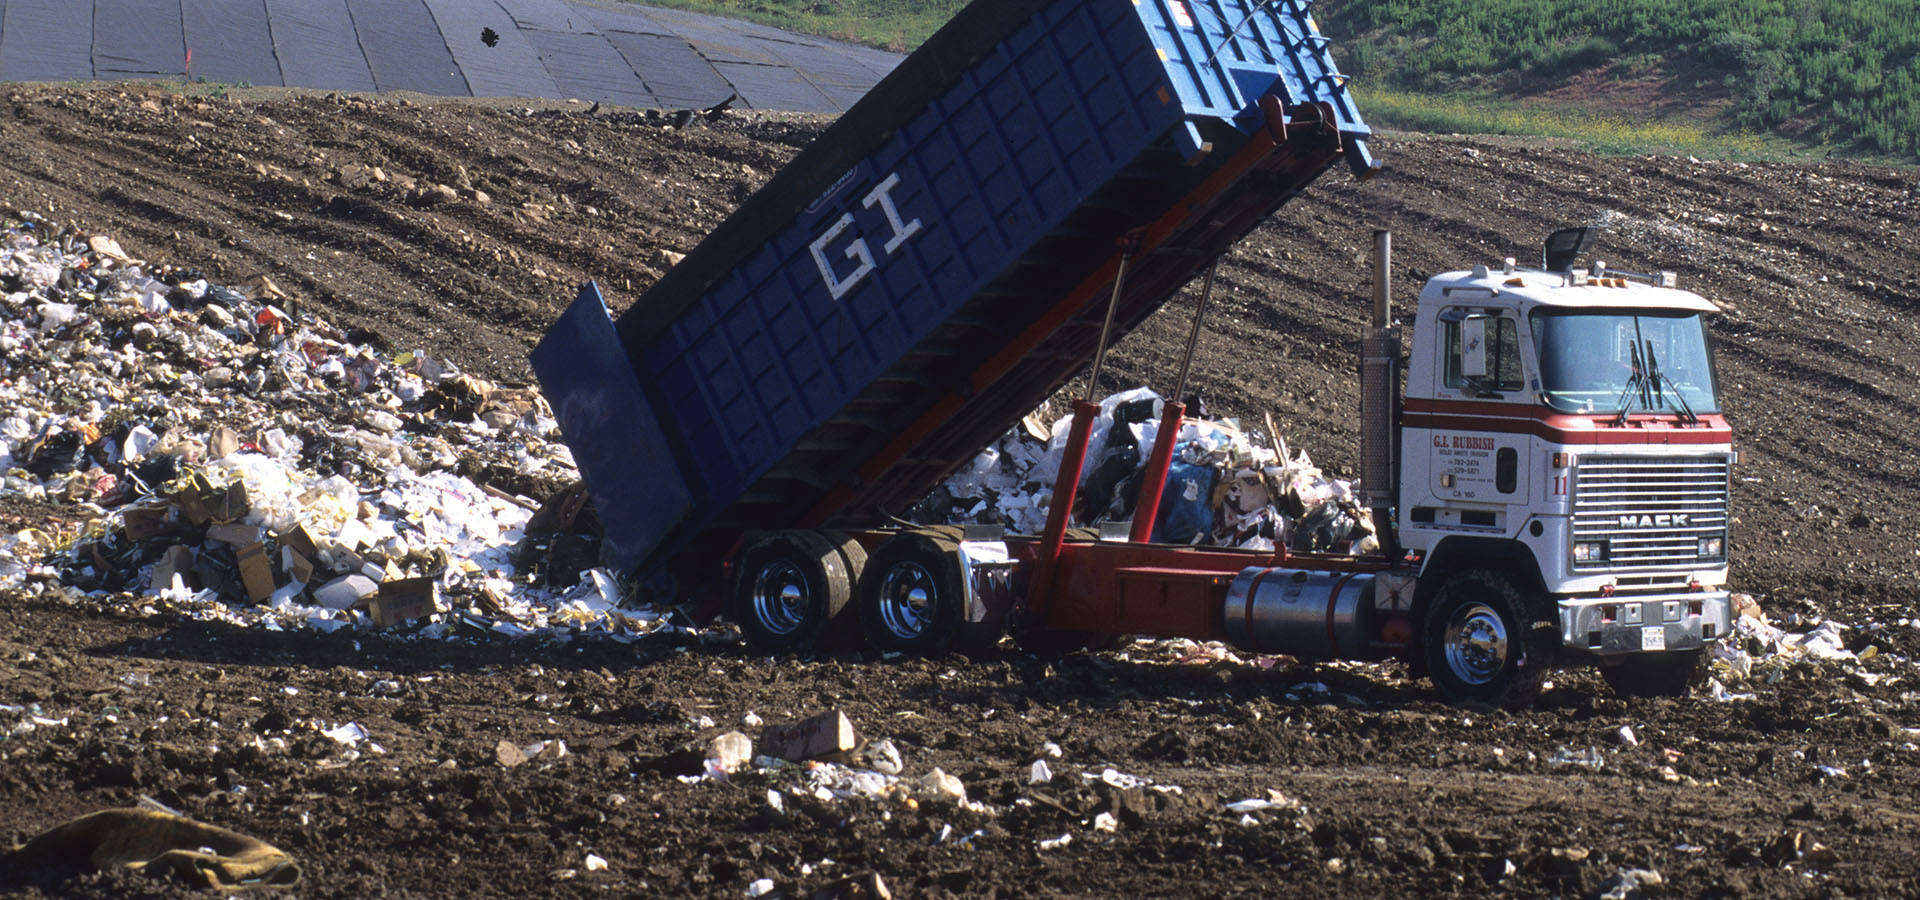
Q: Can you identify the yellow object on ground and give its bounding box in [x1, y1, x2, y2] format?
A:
[7, 807, 299, 889]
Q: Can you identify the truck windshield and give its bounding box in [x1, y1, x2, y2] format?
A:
[1530, 310, 1721, 415]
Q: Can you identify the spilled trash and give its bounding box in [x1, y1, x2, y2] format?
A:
[0, 214, 647, 642]
[919, 387, 1377, 555]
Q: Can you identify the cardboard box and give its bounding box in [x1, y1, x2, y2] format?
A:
[760, 711, 859, 763]
[233, 542, 277, 603]
[371, 577, 437, 627]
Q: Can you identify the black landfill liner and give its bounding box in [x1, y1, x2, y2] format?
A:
[603, 30, 734, 109]
[266, 0, 378, 92]
[423, 0, 562, 99]
[350, 0, 470, 96]
[93, 0, 183, 78]
[522, 28, 659, 108]
[497, 0, 587, 32]
[184, 0, 283, 86]
[0, 0, 92, 82]
[712, 60, 830, 112]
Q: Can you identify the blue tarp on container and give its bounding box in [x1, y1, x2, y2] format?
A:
[534, 0, 1373, 582]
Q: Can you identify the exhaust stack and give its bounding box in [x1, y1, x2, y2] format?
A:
[1359, 230, 1400, 555]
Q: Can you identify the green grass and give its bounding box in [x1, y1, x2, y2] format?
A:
[625, 0, 965, 51]
[1354, 86, 1817, 161]
[1324, 0, 1920, 160]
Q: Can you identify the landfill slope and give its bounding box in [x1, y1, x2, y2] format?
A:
[1, 84, 1919, 898]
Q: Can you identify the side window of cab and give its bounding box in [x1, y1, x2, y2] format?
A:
[1442, 310, 1523, 395]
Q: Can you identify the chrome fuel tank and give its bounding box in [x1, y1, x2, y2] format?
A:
[1223, 568, 1375, 659]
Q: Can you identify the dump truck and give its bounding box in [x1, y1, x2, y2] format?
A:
[533, 0, 1734, 706]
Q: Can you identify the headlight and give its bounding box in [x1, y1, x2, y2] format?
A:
[1697, 536, 1725, 559]
[1573, 541, 1608, 562]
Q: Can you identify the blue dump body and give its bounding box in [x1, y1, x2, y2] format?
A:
[534, 0, 1372, 592]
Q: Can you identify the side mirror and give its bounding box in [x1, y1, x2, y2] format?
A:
[1461, 315, 1488, 379]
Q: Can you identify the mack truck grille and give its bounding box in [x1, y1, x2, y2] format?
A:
[1571, 456, 1730, 570]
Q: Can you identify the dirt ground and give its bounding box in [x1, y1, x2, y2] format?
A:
[2, 83, 1919, 898]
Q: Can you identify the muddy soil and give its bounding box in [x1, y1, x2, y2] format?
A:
[2, 84, 1918, 898]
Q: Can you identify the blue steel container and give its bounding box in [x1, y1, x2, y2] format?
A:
[534, 0, 1372, 590]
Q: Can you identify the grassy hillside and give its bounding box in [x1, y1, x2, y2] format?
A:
[632, 0, 1916, 160]
[1322, 0, 1919, 158]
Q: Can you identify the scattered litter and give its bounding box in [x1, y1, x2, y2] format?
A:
[1029, 759, 1054, 784]
[1037, 833, 1073, 851]
[0, 218, 653, 646]
[1084, 767, 1183, 794]
[918, 388, 1375, 554]
[1549, 746, 1606, 770]
[321, 721, 369, 744]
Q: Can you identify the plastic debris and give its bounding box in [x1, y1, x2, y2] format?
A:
[1029, 759, 1054, 784]
[1549, 746, 1606, 770]
[916, 768, 967, 804]
[0, 218, 662, 646]
[704, 731, 754, 777]
[920, 388, 1374, 553]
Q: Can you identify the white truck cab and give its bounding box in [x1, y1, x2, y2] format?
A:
[1385, 235, 1735, 701]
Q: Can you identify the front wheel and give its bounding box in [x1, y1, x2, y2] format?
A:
[1600, 649, 1708, 698]
[1421, 569, 1556, 708]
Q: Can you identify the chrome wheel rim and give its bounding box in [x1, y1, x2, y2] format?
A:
[750, 559, 810, 636]
[876, 561, 936, 641]
[1442, 602, 1510, 685]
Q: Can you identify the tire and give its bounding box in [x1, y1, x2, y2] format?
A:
[1600, 648, 1708, 698]
[731, 531, 858, 652]
[814, 531, 869, 651]
[1421, 568, 1557, 708]
[858, 532, 997, 655]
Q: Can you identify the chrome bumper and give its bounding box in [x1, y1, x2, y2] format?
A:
[1558, 591, 1731, 655]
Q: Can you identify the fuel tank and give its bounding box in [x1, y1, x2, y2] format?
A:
[1222, 567, 1376, 660]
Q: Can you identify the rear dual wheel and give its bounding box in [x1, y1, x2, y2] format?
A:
[731, 531, 865, 652]
[859, 531, 1005, 655]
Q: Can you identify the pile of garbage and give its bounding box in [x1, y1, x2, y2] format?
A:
[916, 387, 1377, 554]
[0, 212, 648, 639]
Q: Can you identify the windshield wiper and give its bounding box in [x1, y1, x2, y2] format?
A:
[1643, 343, 1700, 425]
[1609, 340, 1647, 426]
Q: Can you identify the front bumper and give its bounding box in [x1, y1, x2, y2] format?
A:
[1557, 591, 1731, 655]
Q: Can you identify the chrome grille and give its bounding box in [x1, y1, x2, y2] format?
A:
[1572, 456, 1729, 570]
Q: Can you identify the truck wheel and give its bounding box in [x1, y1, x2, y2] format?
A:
[732, 531, 858, 652]
[1421, 568, 1555, 708]
[1600, 649, 1708, 698]
[815, 531, 869, 650]
[859, 532, 990, 655]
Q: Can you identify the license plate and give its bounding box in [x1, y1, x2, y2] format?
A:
[1641, 626, 1666, 651]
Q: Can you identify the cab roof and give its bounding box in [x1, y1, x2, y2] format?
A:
[1418, 266, 1719, 314]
